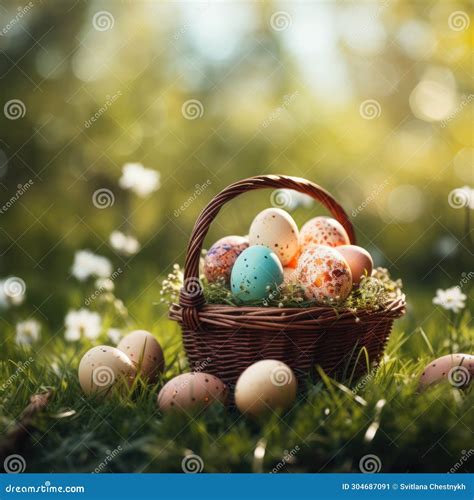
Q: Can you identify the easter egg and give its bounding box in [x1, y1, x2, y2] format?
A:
[419, 353, 473, 390]
[297, 245, 352, 303]
[249, 208, 299, 266]
[231, 246, 283, 303]
[78, 346, 136, 396]
[336, 245, 373, 285]
[235, 360, 297, 417]
[300, 216, 350, 249]
[117, 330, 165, 383]
[203, 235, 249, 283]
[157, 372, 227, 413]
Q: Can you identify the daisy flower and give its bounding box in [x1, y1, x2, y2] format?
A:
[15, 319, 41, 345]
[433, 286, 466, 314]
[118, 163, 160, 198]
[64, 309, 102, 341]
[71, 250, 112, 281]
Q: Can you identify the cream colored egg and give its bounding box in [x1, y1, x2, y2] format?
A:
[235, 360, 297, 417]
[297, 245, 352, 303]
[117, 330, 165, 383]
[419, 353, 473, 390]
[157, 372, 227, 413]
[336, 245, 373, 285]
[78, 345, 136, 396]
[249, 208, 299, 266]
[300, 216, 350, 249]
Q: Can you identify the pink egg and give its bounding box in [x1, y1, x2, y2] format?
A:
[297, 245, 352, 303]
[336, 245, 373, 285]
[300, 216, 350, 249]
[157, 372, 228, 413]
[203, 236, 248, 283]
[419, 353, 473, 390]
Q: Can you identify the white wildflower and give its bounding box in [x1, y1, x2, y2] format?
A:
[109, 231, 141, 256]
[64, 309, 102, 341]
[107, 328, 122, 345]
[71, 250, 112, 281]
[432, 286, 466, 314]
[15, 319, 41, 345]
[95, 278, 114, 292]
[118, 162, 160, 198]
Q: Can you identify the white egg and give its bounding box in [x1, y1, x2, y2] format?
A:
[117, 330, 165, 383]
[249, 208, 299, 266]
[235, 360, 297, 417]
[419, 353, 473, 390]
[78, 346, 135, 396]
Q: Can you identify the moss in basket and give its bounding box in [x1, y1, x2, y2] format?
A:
[160, 264, 403, 312]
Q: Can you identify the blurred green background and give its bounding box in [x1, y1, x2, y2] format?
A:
[0, 0, 472, 328]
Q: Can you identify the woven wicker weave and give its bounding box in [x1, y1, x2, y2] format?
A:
[169, 175, 405, 389]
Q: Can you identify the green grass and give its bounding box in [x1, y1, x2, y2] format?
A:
[0, 285, 472, 474]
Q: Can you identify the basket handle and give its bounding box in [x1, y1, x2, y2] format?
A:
[179, 174, 356, 329]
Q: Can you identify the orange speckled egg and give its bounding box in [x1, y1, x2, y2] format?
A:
[297, 245, 352, 303]
[336, 245, 373, 285]
[203, 236, 248, 283]
[419, 353, 473, 390]
[157, 372, 228, 413]
[300, 216, 350, 249]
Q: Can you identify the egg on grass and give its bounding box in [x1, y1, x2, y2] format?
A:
[203, 235, 249, 283]
[300, 216, 350, 249]
[117, 330, 165, 383]
[336, 245, 373, 285]
[231, 246, 284, 303]
[297, 245, 352, 303]
[157, 372, 228, 413]
[249, 208, 299, 266]
[418, 353, 473, 390]
[235, 360, 297, 417]
[78, 346, 136, 396]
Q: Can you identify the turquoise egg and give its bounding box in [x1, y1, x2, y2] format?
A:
[230, 246, 284, 303]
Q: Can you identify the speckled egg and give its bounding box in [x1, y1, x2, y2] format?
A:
[297, 245, 352, 303]
[235, 360, 297, 417]
[300, 216, 350, 249]
[117, 330, 165, 383]
[231, 246, 284, 303]
[419, 353, 473, 390]
[78, 346, 136, 396]
[337, 245, 373, 285]
[203, 235, 249, 283]
[157, 372, 227, 413]
[249, 208, 299, 266]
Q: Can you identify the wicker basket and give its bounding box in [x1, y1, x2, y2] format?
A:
[169, 175, 405, 389]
